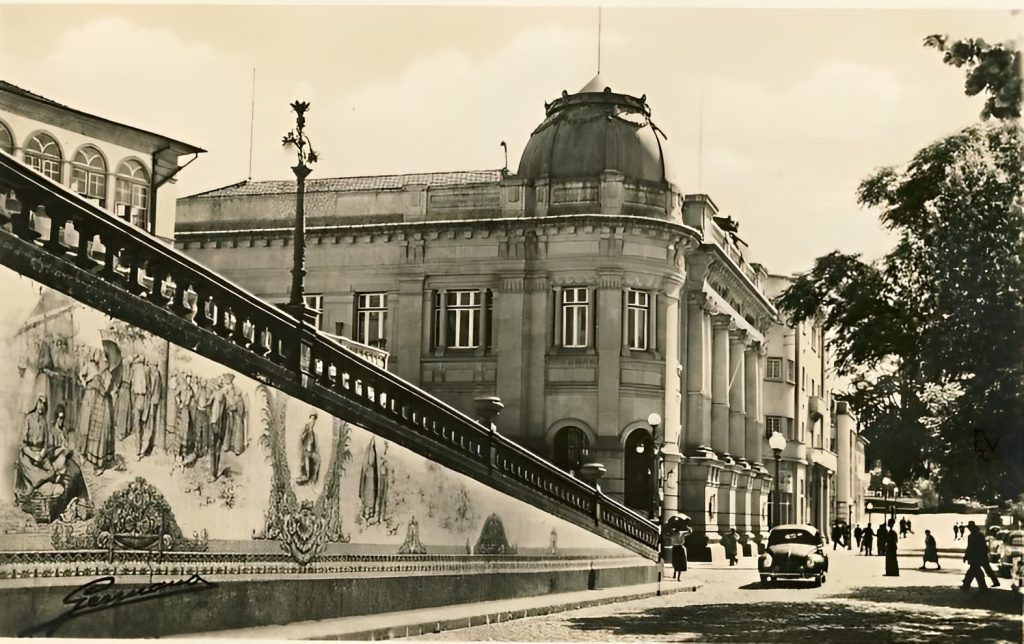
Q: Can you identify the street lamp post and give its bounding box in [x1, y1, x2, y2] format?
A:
[647, 412, 663, 522]
[768, 431, 787, 528]
[281, 100, 318, 324]
[882, 476, 895, 523]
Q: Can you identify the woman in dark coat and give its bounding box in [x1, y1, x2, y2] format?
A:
[884, 519, 900, 576]
[920, 529, 940, 570]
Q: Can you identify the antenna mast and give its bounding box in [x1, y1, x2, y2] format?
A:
[698, 82, 704, 193]
[247, 67, 256, 181]
[597, 7, 602, 74]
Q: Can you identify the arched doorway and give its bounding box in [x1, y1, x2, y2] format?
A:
[623, 429, 655, 516]
[552, 426, 590, 474]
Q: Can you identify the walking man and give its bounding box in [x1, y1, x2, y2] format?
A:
[962, 521, 990, 590]
[854, 524, 863, 551]
[877, 521, 888, 557]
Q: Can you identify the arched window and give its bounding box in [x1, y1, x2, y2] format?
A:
[71, 146, 107, 207]
[0, 122, 13, 155]
[24, 132, 62, 182]
[552, 426, 590, 473]
[623, 429, 655, 517]
[114, 159, 150, 229]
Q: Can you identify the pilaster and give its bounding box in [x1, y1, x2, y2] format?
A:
[728, 328, 747, 462]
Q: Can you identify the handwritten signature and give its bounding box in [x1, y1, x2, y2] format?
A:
[20, 573, 216, 637]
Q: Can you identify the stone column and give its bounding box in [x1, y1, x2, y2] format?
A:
[495, 277, 525, 437]
[684, 291, 713, 451]
[596, 273, 623, 437]
[395, 279, 424, 381]
[728, 329, 747, 461]
[710, 314, 733, 458]
[660, 279, 683, 520]
[745, 340, 766, 547]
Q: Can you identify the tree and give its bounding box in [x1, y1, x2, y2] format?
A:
[776, 39, 1023, 503]
[925, 35, 1022, 120]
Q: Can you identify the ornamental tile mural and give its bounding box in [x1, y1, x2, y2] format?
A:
[0, 265, 630, 572]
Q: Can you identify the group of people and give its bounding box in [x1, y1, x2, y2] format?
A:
[172, 371, 248, 480]
[14, 395, 91, 521]
[952, 522, 970, 540]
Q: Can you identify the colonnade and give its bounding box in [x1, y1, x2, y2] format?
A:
[678, 287, 771, 561]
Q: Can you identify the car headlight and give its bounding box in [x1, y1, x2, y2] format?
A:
[762, 554, 773, 567]
[806, 555, 815, 567]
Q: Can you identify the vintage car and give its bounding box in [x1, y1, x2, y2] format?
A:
[998, 530, 1023, 578]
[758, 524, 829, 586]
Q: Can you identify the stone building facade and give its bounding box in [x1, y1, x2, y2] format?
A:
[176, 77, 781, 559]
[0, 80, 203, 241]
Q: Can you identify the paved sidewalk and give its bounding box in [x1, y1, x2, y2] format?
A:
[178, 580, 702, 640]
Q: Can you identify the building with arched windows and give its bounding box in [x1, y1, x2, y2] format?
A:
[176, 76, 789, 559]
[0, 80, 204, 240]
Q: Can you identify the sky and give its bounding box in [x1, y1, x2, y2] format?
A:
[0, 3, 1019, 275]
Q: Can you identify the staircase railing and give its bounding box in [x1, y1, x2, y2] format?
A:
[0, 151, 660, 559]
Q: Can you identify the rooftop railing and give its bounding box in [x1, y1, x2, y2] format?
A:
[0, 151, 659, 559]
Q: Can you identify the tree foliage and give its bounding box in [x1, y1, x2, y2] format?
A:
[776, 39, 1023, 503]
[925, 34, 1022, 120]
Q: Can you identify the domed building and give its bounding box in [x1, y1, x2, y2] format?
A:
[176, 78, 782, 560]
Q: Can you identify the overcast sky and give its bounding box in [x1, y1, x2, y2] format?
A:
[0, 3, 1018, 274]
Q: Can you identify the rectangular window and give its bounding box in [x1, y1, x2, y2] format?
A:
[626, 289, 649, 350]
[766, 357, 783, 380]
[765, 416, 783, 437]
[802, 367, 807, 391]
[356, 292, 388, 348]
[787, 359, 796, 383]
[303, 294, 323, 330]
[447, 290, 481, 349]
[561, 287, 589, 348]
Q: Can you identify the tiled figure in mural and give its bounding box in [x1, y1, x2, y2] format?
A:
[398, 516, 427, 554]
[14, 396, 91, 522]
[112, 356, 133, 440]
[76, 344, 118, 474]
[128, 356, 151, 458]
[296, 413, 321, 486]
[191, 376, 210, 461]
[222, 374, 248, 455]
[173, 374, 195, 460]
[146, 358, 163, 451]
[359, 437, 390, 525]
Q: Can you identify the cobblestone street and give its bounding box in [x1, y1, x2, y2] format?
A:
[409, 547, 1023, 642]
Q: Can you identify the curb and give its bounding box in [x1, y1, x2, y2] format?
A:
[187, 582, 702, 641]
[346, 583, 701, 641]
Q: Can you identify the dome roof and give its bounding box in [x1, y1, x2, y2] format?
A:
[517, 76, 674, 187]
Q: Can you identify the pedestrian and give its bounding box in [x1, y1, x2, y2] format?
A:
[863, 523, 874, 556]
[920, 529, 940, 570]
[877, 521, 888, 556]
[899, 517, 908, 538]
[832, 523, 842, 550]
[906, 519, 913, 535]
[671, 539, 687, 580]
[884, 518, 900, 576]
[953, 522, 959, 541]
[722, 527, 739, 566]
[961, 521, 990, 590]
[854, 524, 863, 551]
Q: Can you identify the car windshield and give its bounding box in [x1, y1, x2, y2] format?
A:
[768, 529, 819, 546]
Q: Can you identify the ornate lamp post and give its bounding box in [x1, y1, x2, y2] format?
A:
[281, 100, 318, 324]
[882, 475, 895, 523]
[768, 431, 787, 528]
[647, 412, 663, 522]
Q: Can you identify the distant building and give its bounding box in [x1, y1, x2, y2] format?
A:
[178, 76, 782, 559]
[762, 274, 869, 536]
[0, 80, 203, 241]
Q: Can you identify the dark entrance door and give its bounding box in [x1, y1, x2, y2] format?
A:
[624, 430, 654, 516]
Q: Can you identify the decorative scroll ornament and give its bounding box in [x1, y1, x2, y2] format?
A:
[281, 501, 328, 565]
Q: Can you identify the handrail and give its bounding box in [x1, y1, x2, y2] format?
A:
[0, 152, 660, 558]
